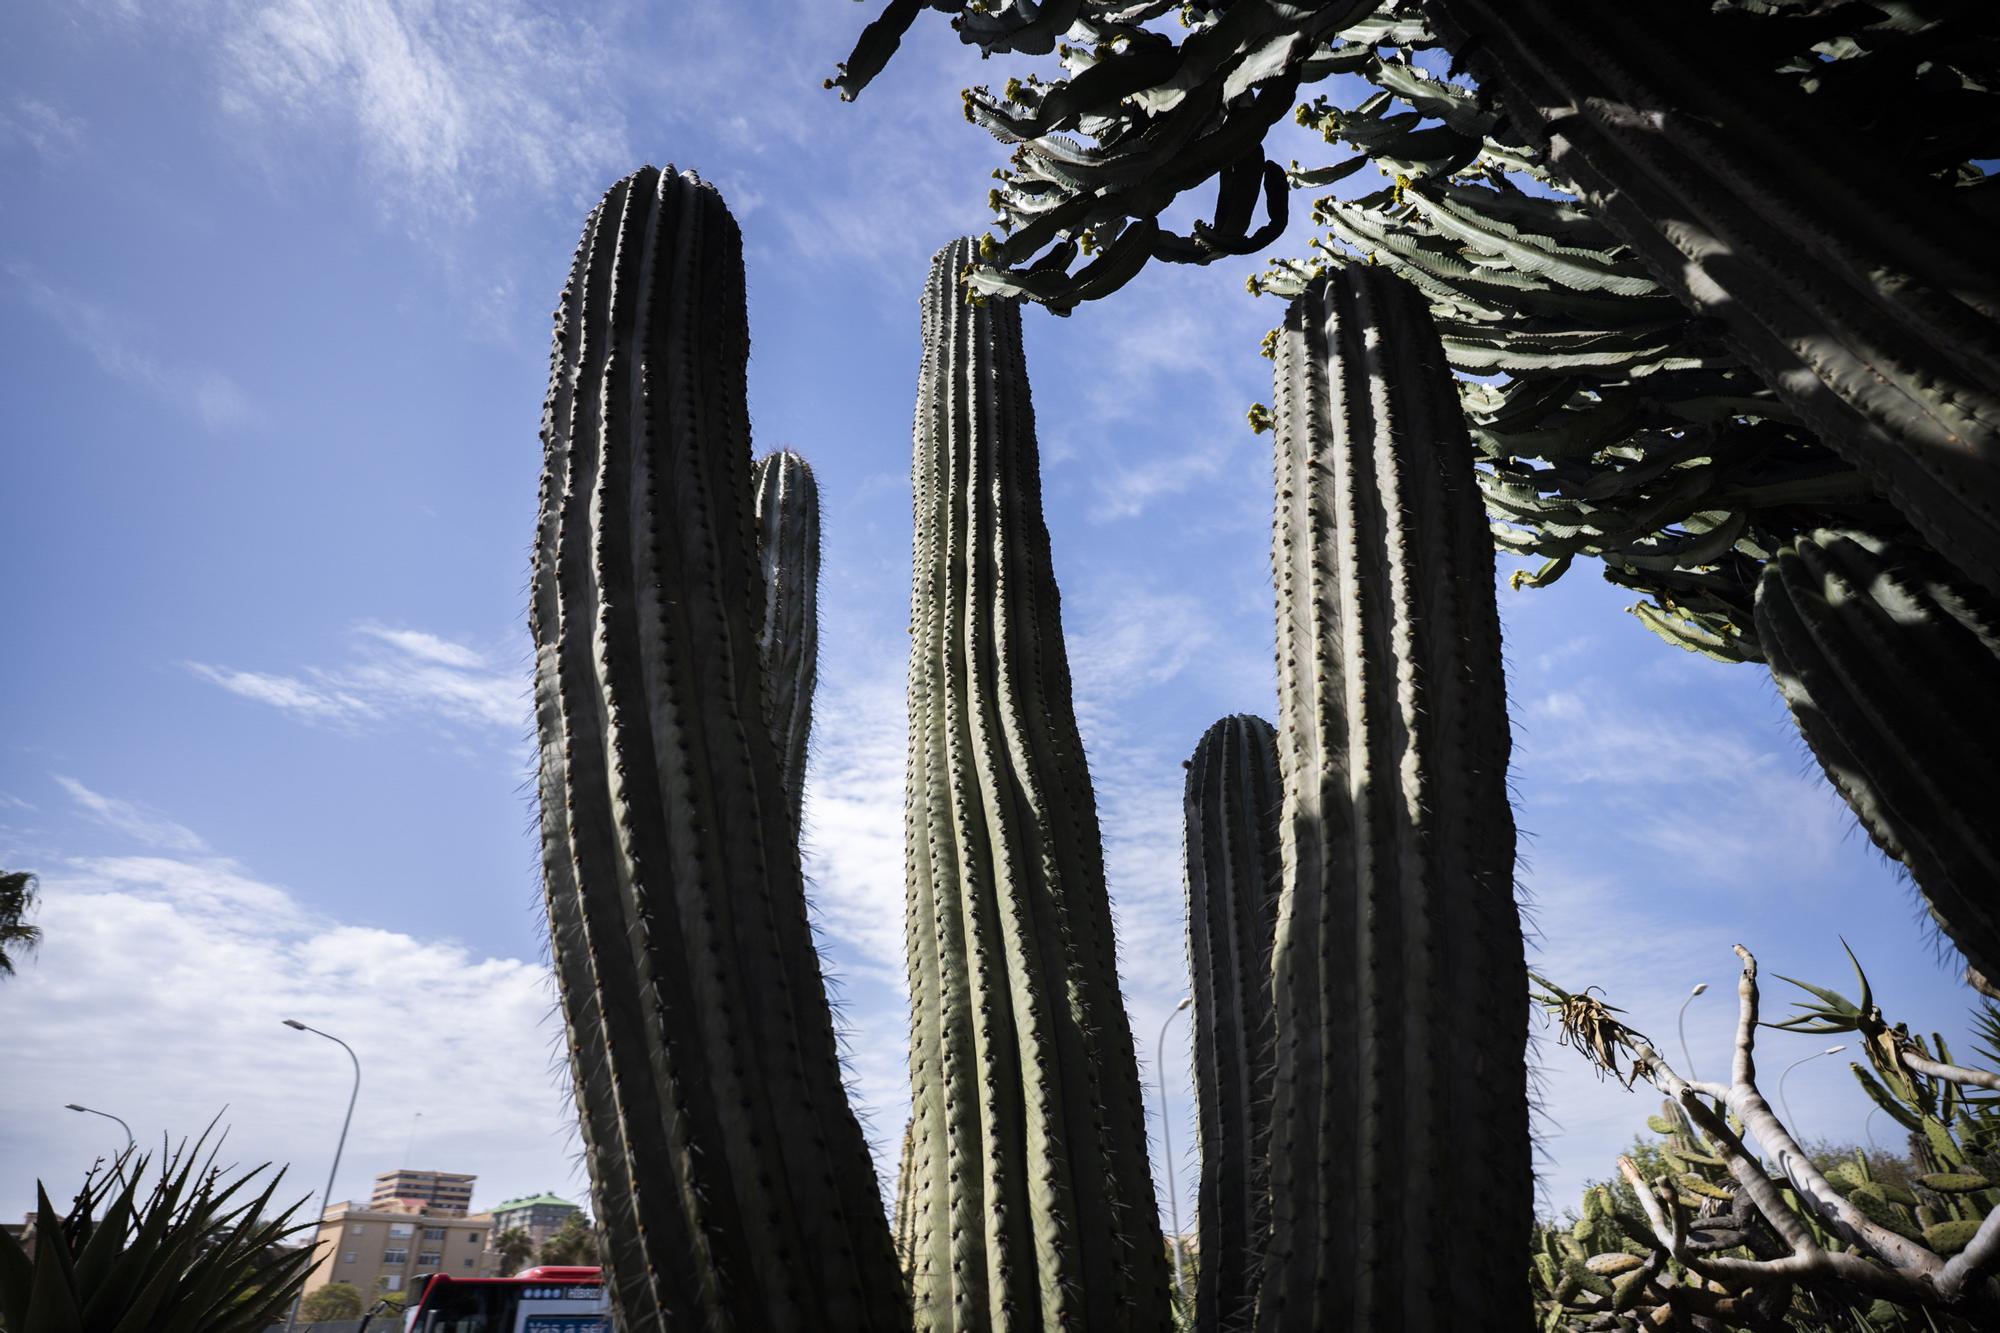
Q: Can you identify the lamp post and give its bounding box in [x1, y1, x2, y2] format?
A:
[282, 1019, 361, 1333]
[1157, 996, 1193, 1308]
[1676, 983, 1708, 1082]
[64, 1103, 135, 1154]
[1778, 1045, 1847, 1142]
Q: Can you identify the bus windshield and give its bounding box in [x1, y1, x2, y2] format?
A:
[406, 1275, 608, 1333]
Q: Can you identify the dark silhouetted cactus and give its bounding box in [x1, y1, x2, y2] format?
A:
[1756, 527, 2000, 985]
[900, 237, 1171, 1332]
[1183, 714, 1281, 1333]
[1259, 264, 1532, 1332]
[753, 448, 821, 832]
[532, 164, 906, 1333]
[1422, 0, 2000, 594]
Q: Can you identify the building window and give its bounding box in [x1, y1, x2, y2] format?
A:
[467, 1232, 481, 1245]
[382, 1275, 402, 1292]
[422, 1227, 445, 1241]
[346, 1224, 365, 1236]
[464, 1258, 475, 1269]
[383, 1249, 409, 1265]
[389, 1223, 414, 1239]
[342, 1252, 356, 1264]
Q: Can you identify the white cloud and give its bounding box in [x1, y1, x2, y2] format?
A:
[5, 264, 258, 432]
[191, 622, 522, 733]
[1, 804, 572, 1224]
[54, 777, 209, 854]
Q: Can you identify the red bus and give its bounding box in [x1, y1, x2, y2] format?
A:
[399, 1265, 610, 1332]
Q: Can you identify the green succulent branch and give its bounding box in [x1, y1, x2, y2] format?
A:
[1532, 948, 2000, 1323]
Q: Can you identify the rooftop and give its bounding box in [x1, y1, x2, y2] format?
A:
[493, 1193, 580, 1211]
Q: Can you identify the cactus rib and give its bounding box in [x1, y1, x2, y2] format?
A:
[1259, 264, 1532, 1332]
[1183, 714, 1281, 1333]
[753, 449, 822, 833]
[901, 237, 1171, 1331]
[1755, 526, 2000, 983]
[533, 164, 905, 1332]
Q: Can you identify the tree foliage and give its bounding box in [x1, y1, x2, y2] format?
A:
[299, 1281, 363, 1321]
[1, 870, 41, 977]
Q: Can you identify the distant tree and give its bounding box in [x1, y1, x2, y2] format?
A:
[299, 1281, 363, 1321]
[536, 1212, 598, 1267]
[493, 1226, 536, 1276]
[1, 870, 41, 976]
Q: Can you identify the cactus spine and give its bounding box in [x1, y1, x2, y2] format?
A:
[1258, 265, 1532, 1332]
[1755, 527, 2000, 983]
[1423, 0, 2000, 594]
[532, 164, 905, 1333]
[901, 237, 1170, 1332]
[1183, 714, 1282, 1333]
[753, 449, 821, 832]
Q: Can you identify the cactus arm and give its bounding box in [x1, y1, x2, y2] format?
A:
[535, 165, 905, 1332]
[1260, 265, 1531, 1332]
[1754, 527, 2000, 983]
[902, 238, 1170, 1331]
[752, 450, 822, 833]
[1421, 0, 2000, 592]
[1183, 715, 1281, 1333]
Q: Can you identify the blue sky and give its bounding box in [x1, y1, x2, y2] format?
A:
[2, 0, 1984, 1238]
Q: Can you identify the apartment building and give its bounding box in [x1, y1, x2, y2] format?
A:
[301, 1200, 498, 1302]
[489, 1192, 583, 1251]
[370, 1168, 476, 1217]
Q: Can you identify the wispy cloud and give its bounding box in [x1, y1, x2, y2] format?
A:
[0, 98, 86, 160]
[54, 777, 208, 855]
[84, 0, 628, 228]
[190, 622, 522, 732]
[6, 264, 257, 432]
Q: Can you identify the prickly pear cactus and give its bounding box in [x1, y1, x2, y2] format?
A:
[1183, 714, 1281, 1333]
[533, 164, 905, 1333]
[900, 238, 1171, 1332]
[1259, 264, 1532, 1332]
[1755, 527, 2000, 986]
[752, 448, 821, 832]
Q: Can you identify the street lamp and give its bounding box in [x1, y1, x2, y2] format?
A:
[282, 1019, 361, 1333]
[1778, 1045, 1847, 1141]
[65, 1103, 135, 1154]
[1157, 996, 1193, 1308]
[1677, 983, 1708, 1082]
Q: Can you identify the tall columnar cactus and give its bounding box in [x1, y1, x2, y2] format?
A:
[1755, 527, 2000, 984]
[901, 237, 1171, 1332]
[1421, 0, 2000, 595]
[1182, 714, 1282, 1333]
[532, 164, 906, 1333]
[752, 448, 821, 832]
[1259, 265, 1532, 1332]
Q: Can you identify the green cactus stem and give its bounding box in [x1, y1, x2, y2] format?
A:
[752, 449, 821, 833]
[901, 237, 1171, 1332]
[532, 164, 905, 1333]
[1755, 526, 2000, 984]
[1260, 264, 1532, 1332]
[1183, 714, 1281, 1333]
[1422, 0, 2000, 593]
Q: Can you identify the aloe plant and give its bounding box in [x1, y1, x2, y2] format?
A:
[1756, 528, 2000, 989]
[1260, 264, 1531, 1330]
[900, 237, 1170, 1331]
[753, 448, 821, 832]
[0, 1137, 315, 1333]
[533, 164, 905, 1332]
[1182, 714, 1280, 1333]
